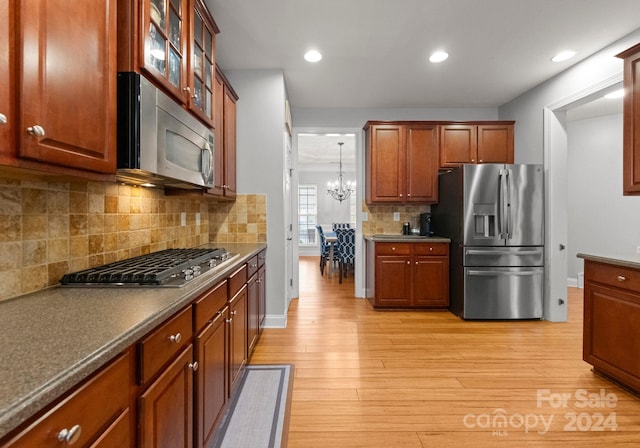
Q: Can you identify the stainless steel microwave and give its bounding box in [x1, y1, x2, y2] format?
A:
[116, 72, 214, 189]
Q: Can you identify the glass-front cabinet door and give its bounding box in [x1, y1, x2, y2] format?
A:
[142, 0, 188, 102]
[189, 0, 218, 127]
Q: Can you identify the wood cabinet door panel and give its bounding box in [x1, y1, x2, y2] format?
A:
[368, 125, 404, 202]
[138, 345, 194, 448]
[229, 285, 247, 391]
[18, 0, 116, 173]
[619, 44, 640, 194]
[406, 125, 438, 202]
[584, 283, 640, 391]
[89, 408, 131, 448]
[247, 273, 260, 353]
[209, 69, 225, 195]
[413, 257, 449, 307]
[477, 124, 514, 164]
[375, 255, 411, 306]
[195, 309, 228, 448]
[440, 125, 477, 167]
[0, 0, 13, 161]
[258, 265, 266, 329]
[223, 86, 237, 197]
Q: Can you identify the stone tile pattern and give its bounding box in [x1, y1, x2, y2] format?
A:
[0, 177, 266, 301]
[208, 194, 267, 244]
[361, 202, 430, 236]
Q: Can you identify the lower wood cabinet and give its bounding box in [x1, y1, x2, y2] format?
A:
[2, 352, 131, 447]
[367, 241, 449, 308]
[0, 250, 266, 448]
[138, 346, 195, 448]
[583, 259, 640, 392]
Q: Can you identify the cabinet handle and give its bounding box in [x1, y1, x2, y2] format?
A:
[231, 310, 237, 316]
[256, 278, 262, 283]
[169, 333, 182, 343]
[57, 425, 82, 445]
[188, 361, 199, 372]
[0, 113, 6, 124]
[226, 318, 233, 323]
[183, 86, 191, 93]
[27, 125, 45, 137]
[251, 263, 258, 268]
[617, 275, 626, 282]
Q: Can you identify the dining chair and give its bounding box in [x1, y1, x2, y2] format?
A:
[335, 228, 355, 284]
[316, 225, 331, 275]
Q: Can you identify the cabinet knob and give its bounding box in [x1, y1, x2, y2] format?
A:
[415, 261, 418, 265]
[407, 193, 411, 197]
[169, 333, 182, 343]
[27, 125, 46, 137]
[391, 247, 396, 251]
[406, 261, 410, 265]
[183, 86, 191, 93]
[479, 160, 483, 163]
[226, 318, 233, 323]
[471, 158, 475, 162]
[231, 310, 237, 316]
[429, 247, 433, 252]
[57, 425, 82, 445]
[188, 361, 199, 372]
[0, 113, 6, 124]
[617, 275, 626, 282]
[399, 194, 403, 197]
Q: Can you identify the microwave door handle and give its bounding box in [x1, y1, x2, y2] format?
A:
[202, 144, 213, 185]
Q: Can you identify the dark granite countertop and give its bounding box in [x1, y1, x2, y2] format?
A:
[0, 242, 266, 440]
[577, 253, 640, 270]
[364, 234, 451, 243]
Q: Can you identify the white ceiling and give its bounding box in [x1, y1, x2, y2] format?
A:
[205, 0, 640, 109]
[297, 133, 356, 172]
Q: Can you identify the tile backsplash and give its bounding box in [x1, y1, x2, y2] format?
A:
[0, 176, 266, 302]
[362, 202, 430, 235]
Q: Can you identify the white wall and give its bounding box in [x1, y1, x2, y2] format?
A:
[224, 69, 289, 327]
[567, 112, 640, 281]
[499, 28, 640, 321]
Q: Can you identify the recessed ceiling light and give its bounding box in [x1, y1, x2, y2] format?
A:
[604, 89, 624, 99]
[304, 50, 322, 62]
[551, 51, 576, 62]
[429, 51, 449, 63]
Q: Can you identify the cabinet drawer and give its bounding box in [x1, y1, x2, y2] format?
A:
[228, 264, 248, 298]
[585, 261, 640, 293]
[138, 306, 193, 385]
[247, 255, 259, 278]
[4, 352, 129, 447]
[375, 243, 412, 255]
[193, 280, 228, 332]
[414, 243, 448, 256]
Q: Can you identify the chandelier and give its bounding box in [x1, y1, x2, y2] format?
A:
[327, 142, 355, 203]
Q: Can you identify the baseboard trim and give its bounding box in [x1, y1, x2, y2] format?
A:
[263, 314, 287, 329]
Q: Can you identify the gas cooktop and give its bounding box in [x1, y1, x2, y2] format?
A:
[60, 248, 236, 287]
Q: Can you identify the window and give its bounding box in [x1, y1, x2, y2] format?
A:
[298, 185, 317, 245]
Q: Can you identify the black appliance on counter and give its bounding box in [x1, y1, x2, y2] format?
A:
[419, 212, 433, 236]
[61, 248, 235, 287]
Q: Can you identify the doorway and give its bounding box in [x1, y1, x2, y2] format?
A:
[292, 127, 364, 298]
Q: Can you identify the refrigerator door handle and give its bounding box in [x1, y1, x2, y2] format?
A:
[498, 169, 506, 239]
[465, 249, 544, 256]
[506, 168, 513, 239]
[467, 270, 543, 277]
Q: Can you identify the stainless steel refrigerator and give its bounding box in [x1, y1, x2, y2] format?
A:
[431, 164, 544, 319]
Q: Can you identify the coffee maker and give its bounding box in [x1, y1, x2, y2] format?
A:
[419, 212, 433, 236]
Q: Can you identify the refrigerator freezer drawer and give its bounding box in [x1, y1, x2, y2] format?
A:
[463, 267, 543, 319]
[464, 246, 544, 267]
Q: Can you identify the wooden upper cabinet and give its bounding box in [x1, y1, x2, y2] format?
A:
[617, 43, 640, 195]
[365, 122, 438, 204]
[187, 0, 218, 127]
[440, 122, 514, 168]
[140, 0, 189, 103]
[207, 67, 238, 199]
[406, 124, 439, 202]
[440, 124, 477, 167]
[365, 123, 405, 203]
[0, 0, 13, 163]
[477, 124, 514, 164]
[16, 0, 117, 174]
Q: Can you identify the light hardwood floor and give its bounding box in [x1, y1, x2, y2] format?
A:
[251, 256, 640, 447]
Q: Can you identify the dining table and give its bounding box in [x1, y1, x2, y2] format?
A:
[324, 231, 337, 278]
